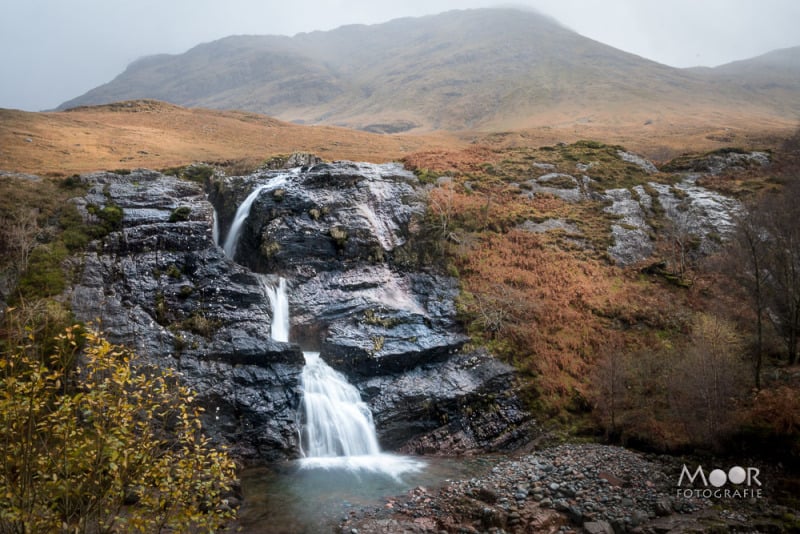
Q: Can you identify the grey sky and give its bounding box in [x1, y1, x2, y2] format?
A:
[1, 0, 798, 111]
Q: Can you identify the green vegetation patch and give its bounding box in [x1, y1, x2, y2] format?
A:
[169, 205, 192, 222]
[485, 141, 672, 191]
[162, 163, 215, 183]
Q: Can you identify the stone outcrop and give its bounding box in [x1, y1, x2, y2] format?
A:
[70, 169, 304, 460]
[68, 162, 535, 461]
[662, 149, 770, 175]
[210, 161, 469, 377]
[515, 148, 750, 266]
[601, 173, 744, 265]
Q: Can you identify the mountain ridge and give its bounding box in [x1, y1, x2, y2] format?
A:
[56, 8, 800, 132]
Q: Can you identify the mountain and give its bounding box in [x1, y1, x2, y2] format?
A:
[690, 46, 800, 115]
[51, 8, 800, 132]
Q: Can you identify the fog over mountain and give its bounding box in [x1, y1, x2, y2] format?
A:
[56, 8, 800, 132]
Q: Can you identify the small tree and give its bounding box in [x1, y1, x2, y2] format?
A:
[589, 336, 627, 439]
[760, 183, 800, 364]
[726, 206, 769, 388]
[0, 325, 237, 533]
[669, 314, 747, 448]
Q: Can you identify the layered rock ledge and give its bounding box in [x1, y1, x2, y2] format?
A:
[68, 163, 536, 460]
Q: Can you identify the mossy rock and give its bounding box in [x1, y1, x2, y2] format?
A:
[169, 206, 192, 222]
[329, 226, 348, 247]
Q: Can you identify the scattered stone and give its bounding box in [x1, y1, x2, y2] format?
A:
[655, 498, 672, 517]
[617, 150, 658, 174]
[337, 442, 794, 534]
[476, 487, 498, 504]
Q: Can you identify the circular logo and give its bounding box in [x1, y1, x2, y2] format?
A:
[728, 466, 747, 485]
[709, 469, 727, 487]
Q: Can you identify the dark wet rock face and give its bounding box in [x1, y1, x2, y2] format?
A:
[70, 163, 535, 460]
[210, 162, 470, 379]
[212, 161, 422, 272]
[71, 170, 303, 461]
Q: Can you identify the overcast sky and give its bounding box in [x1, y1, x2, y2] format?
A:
[1, 0, 799, 111]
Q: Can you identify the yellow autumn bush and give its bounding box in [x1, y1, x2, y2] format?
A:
[0, 325, 237, 533]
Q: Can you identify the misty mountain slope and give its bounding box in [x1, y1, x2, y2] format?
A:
[57, 8, 800, 131]
[690, 46, 800, 114]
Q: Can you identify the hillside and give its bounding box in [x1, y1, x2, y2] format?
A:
[57, 8, 800, 133]
[2, 98, 793, 177]
[691, 46, 800, 116]
[0, 100, 461, 175]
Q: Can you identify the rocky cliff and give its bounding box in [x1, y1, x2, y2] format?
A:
[68, 161, 536, 461]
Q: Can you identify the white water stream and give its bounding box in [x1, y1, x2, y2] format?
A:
[218, 171, 422, 476]
[263, 276, 421, 475]
[259, 276, 290, 343]
[222, 173, 289, 259]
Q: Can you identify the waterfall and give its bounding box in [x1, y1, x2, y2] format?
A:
[212, 209, 220, 246]
[300, 352, 382, 458]
[259, 275, 422, 475]
[220, 172, 422, 476]
[222, 173, 289, 259]
[260, 276, 290, 342]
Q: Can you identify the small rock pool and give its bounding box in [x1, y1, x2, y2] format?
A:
[234, 455, 502, 533]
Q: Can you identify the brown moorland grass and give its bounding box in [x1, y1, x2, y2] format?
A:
[1, 99, 795, 176]
[0, 100, 461, 176]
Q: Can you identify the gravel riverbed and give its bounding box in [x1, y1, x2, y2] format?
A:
[338, 444, 799, 533]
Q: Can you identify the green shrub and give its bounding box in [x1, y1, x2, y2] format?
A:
[180, 313, 220, 339]
[414, 168, 441, 185]
[86, 203, 124, 235]
[16, 243, 69, 299]
[169, 206, 192, 222]
[182, 164, 214, 184]
[329, 226, 348, 248]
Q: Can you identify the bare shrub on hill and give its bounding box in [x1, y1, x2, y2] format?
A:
[590, 314, 749, 451]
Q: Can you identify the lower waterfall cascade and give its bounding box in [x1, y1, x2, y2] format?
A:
[268, 276, 423, 475]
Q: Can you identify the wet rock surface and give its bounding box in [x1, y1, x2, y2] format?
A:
[339, 443, 794, 533]
[209, 162, 468, 377]
[68, 163, 535, 460]
[603, 188, 654, 266]
[366, 350, 537, 453]
[599, 153, 748, 266]
[70, 169, 304, 461]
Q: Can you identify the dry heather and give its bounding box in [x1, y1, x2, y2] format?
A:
[0, 100, 460, 175]
[1, 99, 795, 176]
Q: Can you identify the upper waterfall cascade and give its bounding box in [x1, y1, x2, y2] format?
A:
[221, 173, 290, 259]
